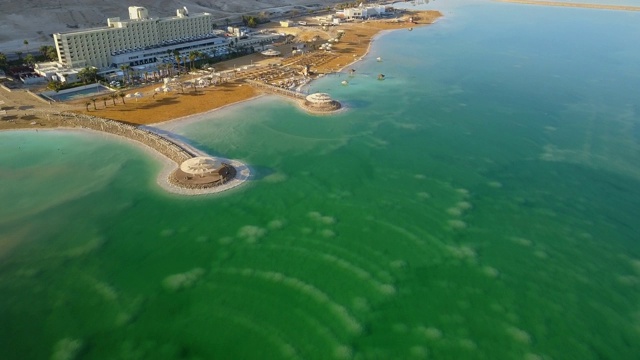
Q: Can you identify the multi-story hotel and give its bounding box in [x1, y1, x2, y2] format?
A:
[52, 6, 230, 70]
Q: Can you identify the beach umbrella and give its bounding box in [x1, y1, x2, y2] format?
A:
[154, 87, 163, 92]
[133, 92, 143, 102]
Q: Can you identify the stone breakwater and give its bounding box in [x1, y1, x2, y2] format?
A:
[20, 110, 250, 195]
[29, 110, 194, 163]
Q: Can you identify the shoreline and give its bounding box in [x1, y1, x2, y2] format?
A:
[1, 10, 442, 196]
[495, 0, 640, 11]
[0, 126, 251, 197]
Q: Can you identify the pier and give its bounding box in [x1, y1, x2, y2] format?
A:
[244, 79, 307, 100]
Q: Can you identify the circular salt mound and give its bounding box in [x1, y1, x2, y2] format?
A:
[180, 156, 222, 175]
[304, 93, 341, 112]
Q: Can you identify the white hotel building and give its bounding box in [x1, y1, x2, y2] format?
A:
[52, 6, 229, 71]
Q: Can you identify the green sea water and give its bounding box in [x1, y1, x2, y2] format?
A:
[1, 1, 639, 359]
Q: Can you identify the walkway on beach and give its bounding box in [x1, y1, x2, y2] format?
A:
[244, 79, 307, 100]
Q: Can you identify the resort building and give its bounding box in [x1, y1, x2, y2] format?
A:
[52, 6, 226, 70]
[339, 5, 387, 20]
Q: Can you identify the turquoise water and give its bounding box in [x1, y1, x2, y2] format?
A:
[2, 1, 640, 359]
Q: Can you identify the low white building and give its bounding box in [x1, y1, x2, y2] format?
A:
[33, 62, 79, 83]
[34, 62, 64, 80]
[341, 5, 386, 19]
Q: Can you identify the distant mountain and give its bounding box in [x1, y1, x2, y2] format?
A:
[0, 0, 342, 52]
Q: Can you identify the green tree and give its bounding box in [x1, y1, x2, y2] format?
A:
[46, 46, 58, 61]
[102, 96, 109, 108]
[118, 92, 126, 104]
[24, 54, 35, 66]
[0, 52, 7, 69]
[39, 46, 49, 58]
[78, 67, 98, 84]
[200, 52, 210, 63]
[157, 63, 167, 77]
[188, 51, 198, 71]
[15, 51, 23, 61]
[47, 80, 63, 93]
[172, 50, 183, 73]
[23, 40, 29, 52]
[110, 92, 118, 106]
[247, 17, 257, 28]
[119, 64, 130, 85]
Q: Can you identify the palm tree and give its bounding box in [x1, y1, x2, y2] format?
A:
[46, 47, 58, 61]
[23, 40, 29, 53]
[85, 102, 91, 111]
[127, 67, 135, 84]
[157, 63, 166, 77]
[165, 62, 174, 77]
[91, 98, 97, 110]
[102, 96, 109, 108]
[118, 92, 126, 104]
[24, 54, 35, 67]
[39, 45, 49, 58]
[181, 56, 187, 73]
[188, 51, 198, 71]
[200, 52, 210, 63]
[173, 50, 181, 72]
[110, 93, 118, 106]
[15, 51, 23, 61]
[119, 64, 130, 85]
[47, 80, 62, 92]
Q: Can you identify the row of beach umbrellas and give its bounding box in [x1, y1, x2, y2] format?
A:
[124, 92, 144, 101]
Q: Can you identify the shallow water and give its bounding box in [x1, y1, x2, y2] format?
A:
[1, 1, 639, 359]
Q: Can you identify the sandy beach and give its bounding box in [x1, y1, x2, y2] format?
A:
[1, 10, 441, 195]
[2, 10, 440, 128]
